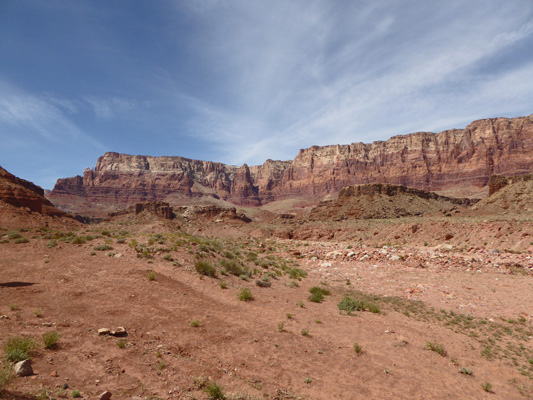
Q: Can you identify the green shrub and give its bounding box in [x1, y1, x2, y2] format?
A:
[238, 288, 253, 301]
[353, 342, 363, 355]
[4, 336, 37, 362]
[71, 389, 81, 398]
[481, 382, 492, 392]
[46, 239, 57, 248]
[301, 328, 309, 336]
[0, 362, 13, 393]
[189, 320, 201, 328]
[14, 237, 29, 244]
[425, 341, 447, 357]
[147, 270, 156, 281]
[459, 367, 473, 375]
[94, 244, 113, 251]
[42, 331, 60, 349]
[71, 236, 85, 245]
[117, 339, 128, 349]
[195, 260, 216, 277]
[204, 382, 224, 399]
[219, 259, 243, 276]
[7, 232, 22, 240]
[308, 286, 331, 303]
[337, 296, 380, 315]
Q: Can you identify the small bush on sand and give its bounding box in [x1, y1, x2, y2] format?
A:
[4, 336, 37, 362]
[238, 288, 253, 301]
[195, 260, 216, 277]
[425, 341, 447, 357]
[308, 286, 331, 303]
[42, 331, 60, 349]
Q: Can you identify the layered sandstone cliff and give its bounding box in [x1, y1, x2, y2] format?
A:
[0, 166, 65, 216]
[48, 115, 533, 215]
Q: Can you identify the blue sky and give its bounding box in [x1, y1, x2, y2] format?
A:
[1, 1, 532, 189]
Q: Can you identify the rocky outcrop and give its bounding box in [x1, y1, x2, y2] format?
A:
[488, 173, 533, 196]
[109, 202, 173, 220]
[48, 115, 533, 215]
[309, 183, 476, 220]
[0, 166, 64, 216]
[175, 205, 251, 223]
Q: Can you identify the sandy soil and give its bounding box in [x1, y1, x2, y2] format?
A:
[0, 212, 532, 400]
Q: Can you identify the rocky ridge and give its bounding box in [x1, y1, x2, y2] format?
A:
[0, 166, 64, 216]
[309, 183, 476, 221]
[48, 115, 533, 215]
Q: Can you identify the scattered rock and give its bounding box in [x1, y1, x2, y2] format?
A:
[98, 328, 111, 336]
[99, 391, 112, 400]
[14, 360, 33, 377]
[50, 370, 59, 377]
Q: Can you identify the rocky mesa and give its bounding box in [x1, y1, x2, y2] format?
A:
[48, 114, 533, 215]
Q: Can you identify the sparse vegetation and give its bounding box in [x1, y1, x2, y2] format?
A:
[71, 389, 81, 398]
[94, 244, 113, 251]
[338, 295, 380, 315]
[4, 336, 37, 362]
[42, 331, 60, 349]
[195, 260, 217, 277]
[204, 381, 224, 399]
[117, 339, 128, 349]
[277, 322, 285, 332]
[459, 367, 473, 375]
[481, 382, 493, 393]
[353, 342, 363, 355]
[308, 286, 331, 303]
[147, 270, 156, 281]
[189, 319, 201, 327]
[238, 287, 253, 301]
[425, 341, 447, 357]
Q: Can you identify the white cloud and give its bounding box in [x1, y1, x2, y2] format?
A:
[173, 0, 533, 166]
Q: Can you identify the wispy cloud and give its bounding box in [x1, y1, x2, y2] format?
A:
[83, 96, 138, 119]
[173, 0, 533, 165]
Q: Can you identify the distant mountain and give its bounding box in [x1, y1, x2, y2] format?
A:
[48, 114, 533, 216]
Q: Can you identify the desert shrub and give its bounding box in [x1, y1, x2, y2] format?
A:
[4, 336, 37, 362]
[195, 260, 216, 277]
[117, 339, 128, 349]
[42, 331, 60, 349]
[46, 239, 57, 248]
[147, 270, 156, 281]
[204, 382, 224, 399]
[71, 389, 81, 398]
[425, 341, 447, 356]
[287, 267, 307, 280]
[308, 286, 331, 303]
[353, 342, 363, 355]
[163, 253, 173, 261]
[71, 236, 85, 245]
[189, 320, 201, 327]
[7, 232, 22, 240]
[338, 296, 380, 315]
[94, 244, 113, 251]
[219, 259, 243, 276]
[14, 237, 29, 244]
[481, 382, 492, 392]
[301, 328, 309, 336]
[238, 288, 253, 301]
[459, 367, 473, 375]
[0, 362, 13, 393]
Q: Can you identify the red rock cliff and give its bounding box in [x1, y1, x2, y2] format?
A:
[48, 115, 533, 214]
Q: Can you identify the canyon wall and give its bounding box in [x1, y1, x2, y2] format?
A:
[48, 115, 533, 215]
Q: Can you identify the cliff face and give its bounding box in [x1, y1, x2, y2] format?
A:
[0, 166, 64, 216]
[48, 115, 533, 215]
